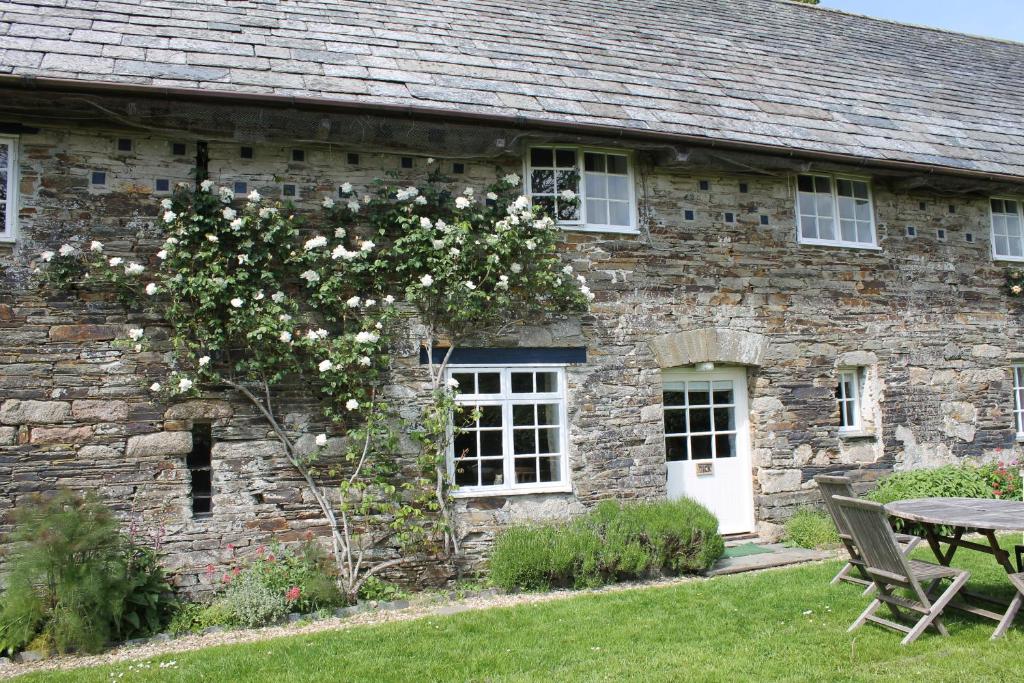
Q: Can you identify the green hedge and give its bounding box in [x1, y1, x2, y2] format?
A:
[783, 508, 840, 549]
[489, 498, 724, 591]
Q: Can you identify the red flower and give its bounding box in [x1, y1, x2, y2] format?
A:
[205, 564, 215, 576]
[285, 586, 301, 603]
[232, 566, 241, 577]
[256, 545, 266, 556]
[227, 543, 235, 552]
[221, 573, 232, 584]
[267, 553, 276, 563]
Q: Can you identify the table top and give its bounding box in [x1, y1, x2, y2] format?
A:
[885, 497, 1024, 531]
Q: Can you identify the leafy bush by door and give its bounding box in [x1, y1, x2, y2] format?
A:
[489, 498, 724, 591]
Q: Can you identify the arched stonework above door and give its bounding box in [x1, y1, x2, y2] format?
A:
[648, 328, 767, 368]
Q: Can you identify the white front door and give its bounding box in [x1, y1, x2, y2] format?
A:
[662, 367, 755, 535]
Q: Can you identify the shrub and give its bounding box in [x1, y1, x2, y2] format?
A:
[0, 492, 175, 655]
[783, 508, 840, 549]
[489, 498, 723, 592]
[357, 576, 409, 602]
[166, 601, 234, 636]
[979, 460, 1023, 500]
[220, 573, 289, 629]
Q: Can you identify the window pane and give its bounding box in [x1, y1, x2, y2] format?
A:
[713, 408, 734, 431]
[586, 199, 608, 225]
[535, 372, 558, 392]
[814, 176, 832, 193]
[454, 432, 476, 459]
[715, 434, 736, 458]
[687, 382, 710, 406]
[797, 175, 814, 193]
[534, 195, 555, 217]
[531, 147, 553, 167]
[531, 169, 554, 194]
[664, 390, 686, 407]
[607, 155, 628, 174]
[608, 176, 629, 201]
[555, 149, 577, 168]
[855, 200, 872, 222]
[840, 219, 857, 242]
[537, 428, 559, 454]
[537, 403, 559, 426]
[481, 459, 503, 486]
[818, 217, 835, 241]
[514, 458, 537, 484]
[584, 152, 605, 173]
[836, 179, 853, 197]
[1010, 237, 1023, 258]
[712, 382, 733, 404]
[479, 404, 502, 427]
[512, 404, 534, 426]
[837, 195, 855, 221]
[453, 373, 475, 393]
[853, 181, 869, 200]
[996, 235, 1010, 256]
[480, 430, 503, 456]
[455, 459, 478, 486]
[816, 194, 835, 219]
[586, 173, 608, 199]
[666, 436, 688, 461]
[511, 372, 533, 393]
[689, 408, 711, 433]
[800, 215, 817, 239]
[539, 456, 560, 482]
[609, 201, 630, 226]
[691, 435, 713, 460]
[857, 222, 873, 244]
[664, 408, 686, 434]
[513, 429, 536, 455]
[993, 198, 1005, 213]
[1007, 200, 1018, 214]
[477, 373, 501, 394]
[557, 200, 580, 222]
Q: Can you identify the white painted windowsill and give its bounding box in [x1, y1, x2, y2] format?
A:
[452, 485, 573, 498]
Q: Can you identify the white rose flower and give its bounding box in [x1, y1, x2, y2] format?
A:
[301, 270, 320, 284]
[360, 240, 374, 252]
[435, 219, 448, 231]
[455, 196, 471, 210]
[272, 291, 286, 303]
[222, 207, 237, 220]
[206, 234, 219, 243]
[562, 264, 573, 275]
[219, 186, 233, 202]
[145, 282, 158, 296]
[108, 257, 123, 267]
[39, 251, 55, 263]
[449, 247, 460, 257]
[259, 207, 277, 219]
[365, 299, 376, 307]
[355, 331, 379, 344]
[230, 297, 243, 308]
[497, 274, 509, 289]
[503, 173, 521, 186]
[576, 274, 587, 284]
[322, 196, 335, 209]
[56, 244, 75, 257]
[316, 328, 328, 339]
[331, 245, 356, 260]
[384, 295, 395, 304]
[156, 249, 168, 260]
[150, 382, 161, 392]
[198, 355, 210, 367]
[160, 198, 173, 210]
[446, 377, 460, 389]
[464, 280, 476, 290]
[486, 192, 498, 201]
[315, 433, 328, 447]
[347, 200, 360, 212]
[432, 239, 445, 249]
[318, 359, 333, 372]
[90, 240, 104, 253]
[420, 273, 434, 287]
[230, 218, 243, 230]
[237, 254, 249, 265]
[163, 210, 176, 223]
[304, 235, 328, 251]
[128, 328, 144, 341]
[125, 262, 145, 275]
[525, 239, 537, 251]
[427, 157, 435, 164]
[165, 237, 179, 245]
[560, 189, 576, 201]
[345, 399, 359, 411]
[513, 195, 531, 210]
[358, 356, 372, 367]
[280, 330, 292, 343]
[279, 313, 291, 322]
[334, 227, 346, 238]
[420, 216, 432, 228]
[464, 187, 474, 196]
[200, 179, 215, 192]
[341, 182, 353, 194]
[248, 189, 262, 203]
[346, 295, 361, 308]
[511, 262, 522, 273]
[178, 377, 193, 393]
[253, 290, 265, 301]
[414, 195, 428, 205]
[581, 285, 596, 301]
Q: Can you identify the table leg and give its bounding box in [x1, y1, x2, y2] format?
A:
[981, 530, 1015, 574]
[924, 525, 963, 566]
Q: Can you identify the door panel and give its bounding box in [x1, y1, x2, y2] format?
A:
[663, 367, 754, 535]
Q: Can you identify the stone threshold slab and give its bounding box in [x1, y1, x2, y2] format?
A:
[707, 543, 832, 577]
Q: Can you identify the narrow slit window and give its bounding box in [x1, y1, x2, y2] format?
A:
[188, 423, 213, 516]
[836, 369, 863, 432]
[1013, 366, 1024, 438]
[0, 135, 17, 240]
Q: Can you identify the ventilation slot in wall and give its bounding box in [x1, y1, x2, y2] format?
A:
[188, 423, 213, 517]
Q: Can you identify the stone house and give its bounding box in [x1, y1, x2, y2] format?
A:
[2, 0, 1024, 589]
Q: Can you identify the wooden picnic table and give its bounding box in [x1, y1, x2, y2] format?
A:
[885, 497, 1024, 637]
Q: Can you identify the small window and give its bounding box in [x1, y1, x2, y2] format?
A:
[172, 142, 187, 156]
[836, 369, 863, 432]
[448, 366, 569, 495]
[699, 180, 710, 191]
[240, 146, 254, 159]
[965, 232, 974, 244]
[937, 228, 947, 241]
[918, 201, 927, 211]
[906, 226, 917, 237]
[991, 198, 1024, 260]
[683, 209, 695, 221]
[91, 171, 106, 186]
[154, 178, 170, 193]
[724, 212, 736, 224]
[453, 162, 465, 174]
[527, 146, 635, 232]
[1013, 367, 1024, 438]
[739, 182, 748, 194]
[188, 423, 213, 517]
[292, 149, 305, 162]
[401, 156, 413, 169]
[796, 174, 876, 248]
[117, 138, 133, 152]
[949, 204, 956, 214]
[282, 184, 297, 198]
[233, 181, 247, 195]
[347, 153, 359, 165]
[0, 136, 17, 240]
[760, 214, 770, 226]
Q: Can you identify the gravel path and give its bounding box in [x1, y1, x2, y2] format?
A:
[0, 557, 835, 680]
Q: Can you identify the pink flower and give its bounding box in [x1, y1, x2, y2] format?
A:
[285, 586, 301, 603]
[267, 553, 276, 563]
[232, 567, 241, 577]
[256, 545, 266, 556]
[227, 543, 235, 552]
[222, 573, 232, 584]
[205, 564, 215, 576]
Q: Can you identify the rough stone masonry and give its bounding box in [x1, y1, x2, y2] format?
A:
[1, 91, 1022, 592]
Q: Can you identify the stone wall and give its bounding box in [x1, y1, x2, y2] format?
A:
[2, 90, 1023, 588]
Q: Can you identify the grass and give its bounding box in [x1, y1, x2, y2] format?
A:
[23, 536, 1024, 682]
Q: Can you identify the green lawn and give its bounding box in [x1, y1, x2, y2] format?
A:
[24, 539, 1024, 682]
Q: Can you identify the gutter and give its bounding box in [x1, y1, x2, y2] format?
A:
[3, 74, 1023, 186]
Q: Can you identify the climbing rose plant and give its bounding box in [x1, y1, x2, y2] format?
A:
[38, 162, 591, 596]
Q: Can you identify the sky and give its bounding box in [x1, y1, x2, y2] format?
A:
[820, 0, 1024, 43]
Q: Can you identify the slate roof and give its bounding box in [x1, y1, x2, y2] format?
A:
[3, 0, 1024, 179]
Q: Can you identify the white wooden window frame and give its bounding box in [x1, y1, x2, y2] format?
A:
[836, 368, 863, 432]
[447, 365, 571, 497]
[1013, 366, 1024, 439]
[0, 135, 19, 242]
[990, 197, 1024, 262]
[524, 146, 638, 234]
[795, 173, 879, 250]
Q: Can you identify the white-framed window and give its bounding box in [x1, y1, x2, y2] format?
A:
[836, 368, 863, 432]
[526, 146, 636, 233]
[990, 198, 1024, 261]
[796, 174, 877, 248]
[448, 366, 570, 495]
[0, 135, 18, 242]
[1013, 366, 1024, 437]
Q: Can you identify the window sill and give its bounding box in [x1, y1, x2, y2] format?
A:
[452, 484, 572, 498]
[838, 429, 877, 440]
[994, 255, 1024, 263]
[561, 224, 639, 236]
[1015, 434, 1024, 443]
[799, 239, 882, 252]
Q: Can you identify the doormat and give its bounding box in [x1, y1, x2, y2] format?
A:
[722, 543, 775, 559]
